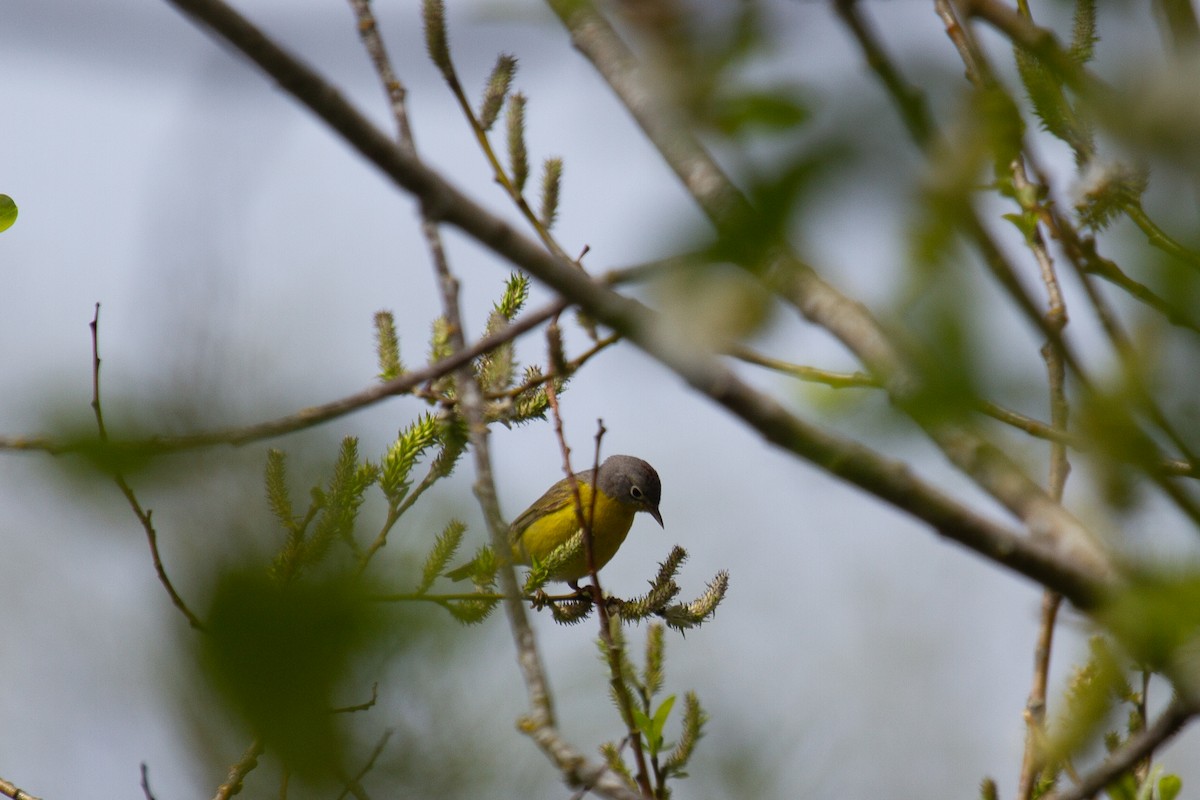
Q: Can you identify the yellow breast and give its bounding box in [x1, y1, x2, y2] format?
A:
[511, 483, 637, 582]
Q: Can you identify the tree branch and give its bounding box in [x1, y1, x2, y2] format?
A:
[0, 777, 42, 800]
[91, 304, 205, 630]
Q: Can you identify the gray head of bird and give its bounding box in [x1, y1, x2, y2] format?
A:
[596, 455, 664, 527]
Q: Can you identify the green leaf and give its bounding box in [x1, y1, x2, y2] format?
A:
[632, 707, 654, 747]
[1002, 211, 1040, 244]
[506, 92, 528, 193]
[479, 54, 517, 131]
[1098, 574, 1200, 670]
[663, 692, 707, 777]
[302, 438, 376, 567]
[429, 315, 453, 363]
[1069, 0, 1098, 64]
[422, 0, 453, 80]
[599, 741, 638, 791]
[631, 695, 675, 756]
[548, 597, 593, 625]
[650, 694, 677, 752]
[477, 276, 529, 394]
[1158, 773, 1183, 800]
[264, 449, 295, 531]
[380, 414, 440, 505]
[1104, 772, 1137, 800]
[710, 89, 808, 136]
[643, 622, 665, 697]
[201, 568, 383, 778]
[494, 272, 530, 324]
[417, 519, 466, 594]
[444, 595, 500, 625]
[373, 310, 403, 381]
[0, 195, 17, 232]
[539, 157, 563, 230]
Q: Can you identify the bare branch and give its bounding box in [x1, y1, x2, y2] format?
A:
[212, 738, 263, 800]
[91, 305, 205, 630]
[0, 776, 42, 800]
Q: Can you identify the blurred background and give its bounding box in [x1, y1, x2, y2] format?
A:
[3, 0, 1198, 797]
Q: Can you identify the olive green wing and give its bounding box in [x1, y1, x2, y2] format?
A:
[508, 475, 582, 545]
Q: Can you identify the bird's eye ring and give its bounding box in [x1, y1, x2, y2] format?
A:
[630, 485, 644, 500]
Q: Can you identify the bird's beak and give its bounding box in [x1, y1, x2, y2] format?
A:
[649, 506, 664, 528]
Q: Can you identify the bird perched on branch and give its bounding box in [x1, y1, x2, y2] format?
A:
[446, 455, 663, 585]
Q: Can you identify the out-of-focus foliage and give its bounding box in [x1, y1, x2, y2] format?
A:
[200, 568, 384, 779]
[0, 194, 16, 232]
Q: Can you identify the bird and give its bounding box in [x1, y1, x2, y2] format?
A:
[446, 455, 663, 585]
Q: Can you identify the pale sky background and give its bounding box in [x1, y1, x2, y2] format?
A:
[3, 1, 1199, 798]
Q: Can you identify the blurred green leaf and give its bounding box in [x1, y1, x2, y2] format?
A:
[200, 568, 384, 779]
[1044, 636, 1128, 766]
[707, 153, 830, 272]
[709, 89, 808, 137]
[1105, 772, 1137, 800]
[0, 194, 17, 232]
[1098, 574, 1200, 671]
[1159, 773, 1183, 800]
[374, 310, 403, 381]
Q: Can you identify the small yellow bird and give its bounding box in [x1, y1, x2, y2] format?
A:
[448, 455, 663, 585]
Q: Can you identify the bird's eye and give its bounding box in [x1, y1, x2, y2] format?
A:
[630, 485, 644, 500]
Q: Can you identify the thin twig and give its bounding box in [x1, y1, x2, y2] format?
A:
[140, 763, 157, 800]
[90, 305, 205, 630]
[1122, 200, 1200, 269]
[213, 738, 264, 800]
[0, 776, 43, 800]
[334, 728, 393, 800]
[332, 682, 379, 714]
[729, 346, 876, 389]
[1015, 84, 1072, 793]
[357, 458, 444, 572]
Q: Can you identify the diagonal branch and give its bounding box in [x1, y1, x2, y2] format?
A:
[91, 304, 205, 630]
[0, 776, 43, 800]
